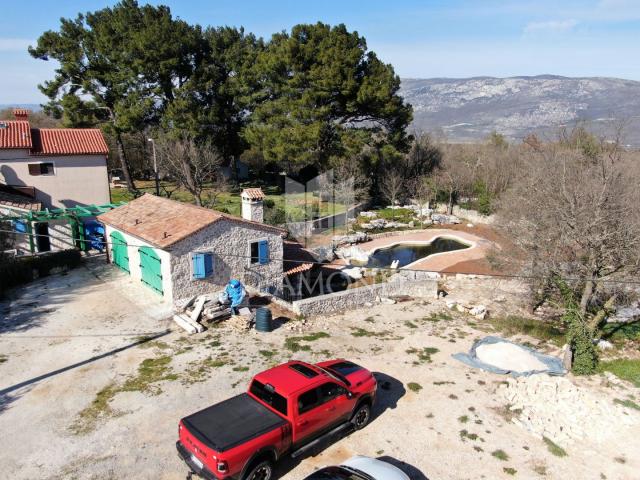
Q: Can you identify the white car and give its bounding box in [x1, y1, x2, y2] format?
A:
[303, 455, 411, 480]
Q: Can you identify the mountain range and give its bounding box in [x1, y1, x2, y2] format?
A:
[4, 76, 640, 146]
[399, 75, 640, 146]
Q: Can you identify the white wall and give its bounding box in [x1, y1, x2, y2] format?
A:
[0, 149, 110, 208]
[104, 225, 173, 302]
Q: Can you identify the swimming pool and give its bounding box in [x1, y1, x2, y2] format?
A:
[363, 237, 471, 268]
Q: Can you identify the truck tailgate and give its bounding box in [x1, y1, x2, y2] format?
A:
[182, 393, 287, 453]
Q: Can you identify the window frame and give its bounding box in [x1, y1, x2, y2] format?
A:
[249, 380, 288, 416]
[28, 161, 55, 177]
[318, 381, 347, 405]
[248, 238, 269, 265]
[297, 387, 320, 414]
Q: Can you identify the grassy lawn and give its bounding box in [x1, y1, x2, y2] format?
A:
[487, 315, 566, 346]
[598, 359, 640, 387]
[110, 181, 346, 219]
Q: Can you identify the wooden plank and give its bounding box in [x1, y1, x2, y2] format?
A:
[173, 314, 197, 334]
[190, 296, 206, 322]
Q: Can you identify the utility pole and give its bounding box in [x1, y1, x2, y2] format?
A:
[147, 138, 160, 196]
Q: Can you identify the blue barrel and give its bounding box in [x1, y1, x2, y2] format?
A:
[255, 307, 273, 332]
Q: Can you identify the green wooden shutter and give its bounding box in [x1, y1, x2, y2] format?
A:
[139, 247, 163, 294]
[110, 231, 129, 273]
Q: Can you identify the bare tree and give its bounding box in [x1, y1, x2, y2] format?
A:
[498, 126, 640, 372]
[409, 175, 437, 228]
[379, 169, 404, 220]
[435, 143, 475, 214]
[156, 136, 225, 207]
[331, 158, 371, 233]
[399, 133, 442, 178]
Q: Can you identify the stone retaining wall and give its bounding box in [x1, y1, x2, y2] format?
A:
[435, 204, 495, 225]
[289, 278, 438, 317]
[366, 229, 433, 241]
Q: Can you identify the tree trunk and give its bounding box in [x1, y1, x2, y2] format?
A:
[230, 156, 238, 184]
[116, 132, 136, 193]
[588, 294, 617, 332]
[448, 191, 454, 215]
[579, 278, 595, 315]
[180, 158, 200, 206]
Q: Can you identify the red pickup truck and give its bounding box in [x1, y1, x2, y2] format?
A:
[176, 359, 377, 480]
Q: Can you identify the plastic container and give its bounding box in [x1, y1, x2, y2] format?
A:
[254, 307, 273, 332]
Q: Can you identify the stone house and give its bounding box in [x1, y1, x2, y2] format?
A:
[97, 192, 286, 304]
[0, 109, 110, 254]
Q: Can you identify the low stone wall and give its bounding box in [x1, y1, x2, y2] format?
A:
[367, 229, 433, 241]
[289, 278, 438, 317]
[435, 204, 495, 225]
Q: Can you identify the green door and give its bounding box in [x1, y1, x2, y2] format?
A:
[139, 246, 163, 294]
[110, 231, 129, 273]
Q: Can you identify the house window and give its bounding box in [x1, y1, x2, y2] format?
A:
[249, 239, 269, 265]
[192, 252, 214, 279]
[28, 162, 55, 176]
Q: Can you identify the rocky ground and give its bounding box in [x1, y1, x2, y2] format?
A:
[0, 259, 639, 480]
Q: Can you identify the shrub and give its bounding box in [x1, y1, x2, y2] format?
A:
[0, 249, 82, 296]
[265, 206, 286, 225]
[262, 198, 275, 209]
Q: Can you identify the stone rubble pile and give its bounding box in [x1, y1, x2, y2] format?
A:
[331, 231, 369, 246]
[498, 375, 639, 446]
[446, 300, 487, 320]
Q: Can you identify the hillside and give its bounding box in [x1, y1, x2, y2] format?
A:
[400, 75, 640, 145]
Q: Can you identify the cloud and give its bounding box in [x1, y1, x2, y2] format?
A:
[0, 38, 33, 52]
[523, 19, 579, 34]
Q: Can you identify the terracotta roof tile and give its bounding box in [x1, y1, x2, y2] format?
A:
[241, 188, 265, 200]
[283, 240, 317, 273]
[31, 128, 109, 155]
[0, 120, 108, 155]
[284, 263, 314, 276]
[0, 120, 32, 149]
[97, 193, 285, 249]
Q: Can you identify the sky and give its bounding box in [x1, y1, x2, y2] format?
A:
[1, 0, 640, 103]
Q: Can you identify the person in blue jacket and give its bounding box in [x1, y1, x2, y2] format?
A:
[220, 279, 246, 315]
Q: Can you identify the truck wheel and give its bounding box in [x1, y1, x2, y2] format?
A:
[244, 459, 273, 480]
[351, 403, 371, 430]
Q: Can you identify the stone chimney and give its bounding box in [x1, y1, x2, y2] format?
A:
[13, 108, 30, 121]
[241, 188, 265, 223]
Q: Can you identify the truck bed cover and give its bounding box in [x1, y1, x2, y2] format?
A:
[181, 393, 287, 452]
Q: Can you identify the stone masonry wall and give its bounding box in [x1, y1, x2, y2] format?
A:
[169, 220, 283, 304]
[290, 278, 439, 317]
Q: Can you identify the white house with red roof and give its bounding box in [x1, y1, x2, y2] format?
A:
[0, 108, 110, 253]
[0, 109, 110, 209]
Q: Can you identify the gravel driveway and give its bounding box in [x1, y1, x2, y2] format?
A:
[1, 259, 638, 480]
